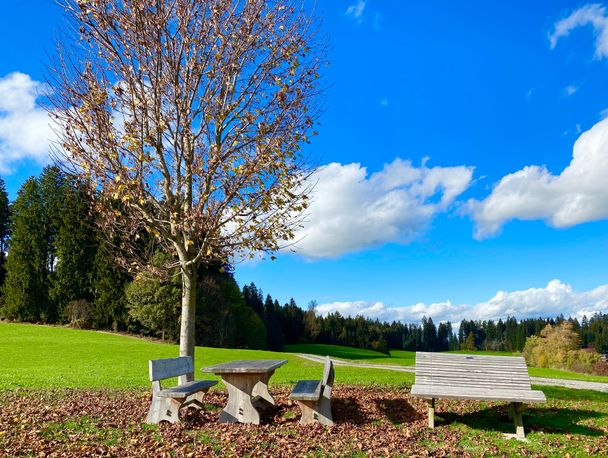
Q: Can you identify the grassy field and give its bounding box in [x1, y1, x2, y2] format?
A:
[285, 343, 608, 383]
[285, 343, 416, 366]
[0, 322, 410, 389]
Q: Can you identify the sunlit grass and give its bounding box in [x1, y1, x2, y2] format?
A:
[0, 322, 410, 389]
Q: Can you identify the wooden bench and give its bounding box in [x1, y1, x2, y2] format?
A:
[289, 356, 335, 425]
[411, 352, 546, 439]
[146, 356, 218, 424]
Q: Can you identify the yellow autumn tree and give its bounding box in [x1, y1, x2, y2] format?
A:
[523, 322, 600, 372]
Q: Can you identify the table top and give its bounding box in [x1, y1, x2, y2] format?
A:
[201, 359, 288, 374]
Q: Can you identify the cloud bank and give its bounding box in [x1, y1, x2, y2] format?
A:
[293, 158, 473, 258]
[467, 118, 608, 239]
[549, 3, 608, 58]
[0, 72, 54, 173]
[317, 279, 608, 324]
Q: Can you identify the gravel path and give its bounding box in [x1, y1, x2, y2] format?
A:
[296, 353, 608, 393]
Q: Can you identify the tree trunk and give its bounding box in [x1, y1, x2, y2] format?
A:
[178, 264, 197, 384]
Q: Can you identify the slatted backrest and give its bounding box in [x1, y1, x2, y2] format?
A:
[149, 356, 193, 382]
[322, 356, 335, 389]
[415, 352, 532, 391]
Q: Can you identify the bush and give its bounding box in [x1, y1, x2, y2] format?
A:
[64, 299, 95, 329]
[523, 322, 600, 373]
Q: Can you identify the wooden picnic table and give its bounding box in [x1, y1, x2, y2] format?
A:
[202, 359, 288, 424]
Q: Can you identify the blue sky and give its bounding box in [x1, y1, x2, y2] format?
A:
[2, 1, 608, 323]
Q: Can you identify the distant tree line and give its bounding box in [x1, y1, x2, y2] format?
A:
[458, 315, 608, 354]
[1, 170, 607, 355]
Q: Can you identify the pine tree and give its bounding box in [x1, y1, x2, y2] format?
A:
[463, 331, 477, 351]
[0, 177, 9, 289]
[50, 180, 97, 318]
[1, 178, 48, 321]
[90, 237, 128, 329]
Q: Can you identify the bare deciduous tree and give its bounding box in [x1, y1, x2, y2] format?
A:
[49, 0, 325, 368]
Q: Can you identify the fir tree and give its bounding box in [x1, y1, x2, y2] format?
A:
[50, 180, 97, 318]
[0, 177, 9, 289]
[90, 237, 128, 329]
[1, 178, 48, 321]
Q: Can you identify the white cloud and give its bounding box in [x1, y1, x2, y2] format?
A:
[0, 72, 54, 173]
[317, 280, 608, 323]
[467, 118, 608, 239]
[345, 0, 366, 23]
[292, 158, 473, 258]
[564, 84, 579, 96]
[600, 107, 608, 119]
[549, 3, 608, 58]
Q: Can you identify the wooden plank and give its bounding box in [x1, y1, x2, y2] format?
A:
[416, 378, 532, 390]
[411, 385, 546, 403]
[415, 371, 531, 381]
[417, 362, 526, 371]
[415, 370, 530, 379]
[417, 351, 524, 362]
[289, 380, 322, 401]
[149, 356, 193, 381]
[159, 380, 218, 398]
[202, 359, 288, 374]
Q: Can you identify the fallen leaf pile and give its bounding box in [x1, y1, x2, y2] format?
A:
[0, 386, 605, 457]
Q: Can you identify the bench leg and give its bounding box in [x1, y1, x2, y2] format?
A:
[427, 398, 435, 428]
[511, 402, 525, 439]
[503, 402, 527, 441]
[183, 389, 210, 410]
[296, 395, 333, 426]
[146, 395, 182, 424]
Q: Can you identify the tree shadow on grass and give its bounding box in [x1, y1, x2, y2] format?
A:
[375, 399, 421, 425]
[439, 405, 606, 437]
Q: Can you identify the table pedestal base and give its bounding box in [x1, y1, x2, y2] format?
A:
[219, 373, 277, 424]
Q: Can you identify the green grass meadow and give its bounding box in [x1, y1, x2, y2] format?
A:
[3, 323, 607, 390]
[0, 322, 410, 389]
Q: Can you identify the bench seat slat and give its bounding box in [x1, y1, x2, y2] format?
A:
[411, 384, 546, 403]
[289, 379, 322, 401]
[417, 362, 527, 370]
[416, 352, 524, 362]
[415, 380, 532, 390]
[159, 380, 218, 398]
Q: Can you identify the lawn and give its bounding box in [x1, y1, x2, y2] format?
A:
[0, 322, 410, 389]
[1, 322, 607, 457]
[285, 343, 416, 366]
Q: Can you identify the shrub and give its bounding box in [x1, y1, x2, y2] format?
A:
[64, 299, 95, 329]
[523, 322, 600, 372]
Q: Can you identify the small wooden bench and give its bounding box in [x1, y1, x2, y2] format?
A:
[289, 356, 334, 425]
[146, 356, 218, 424]
[411, 352, 546, 439]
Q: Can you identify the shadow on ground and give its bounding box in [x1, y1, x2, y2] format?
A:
[439, 404, 607, 437]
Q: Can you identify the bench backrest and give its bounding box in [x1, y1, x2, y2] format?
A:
[415, 352, 532, 391]
[149, 356, 193, 382]
[322, 356, 335, 390]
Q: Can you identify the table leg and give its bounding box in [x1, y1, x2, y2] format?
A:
[219, 374, 261, 424]
[252, 371, 276, 411]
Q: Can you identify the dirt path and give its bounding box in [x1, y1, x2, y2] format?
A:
[296, 353, 608, 393]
